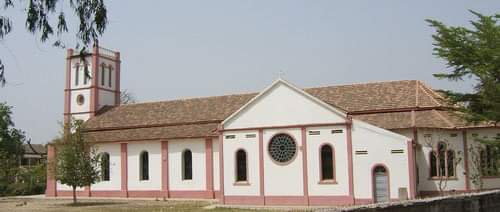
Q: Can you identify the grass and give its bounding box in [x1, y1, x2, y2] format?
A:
[0, 197, 289, 212]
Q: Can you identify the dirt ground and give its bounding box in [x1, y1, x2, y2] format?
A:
[0, 197, 284, 212]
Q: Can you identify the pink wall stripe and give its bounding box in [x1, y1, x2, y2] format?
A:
[45, 144, 57, 197]
[64, 49, 73, 125]
[463, 130, 471, 191]
[218, 125, 225, 203]
[346, 117, 354, 200]
[300, 127, 309, 205]
[120, 143, 128, 197]
[258, 129, 265, 204]
[161, 140, 169, 197]
[90, 46, 99, 117]
[205, 138, 214, 197]
[114, 51, 121, 106]
[407, 140, 416, 199]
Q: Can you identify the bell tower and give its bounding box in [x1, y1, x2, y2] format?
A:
[64, 44, 121, 124]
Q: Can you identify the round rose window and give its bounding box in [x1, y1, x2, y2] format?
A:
[268, 134, 297, 164]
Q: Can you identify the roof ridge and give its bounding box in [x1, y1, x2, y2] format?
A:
[417, 82, 443, 106]
[432, 109, 455, 128]
[304, 79, 418, 90]
[118, 92, 258, 107]
[112, 80, 421, 108]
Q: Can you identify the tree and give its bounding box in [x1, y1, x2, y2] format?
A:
[0, 102, 26, 194]
[0, 0, 108, 86]
[427, 10, 500, 183]
[53, 118, 100, 204]
[426, 11, 500, 126]
[120, 89, 137, 104]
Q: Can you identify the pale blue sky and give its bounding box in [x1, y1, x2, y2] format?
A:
[1, 1, 499, 144]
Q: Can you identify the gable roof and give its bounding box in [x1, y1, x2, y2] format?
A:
[84, 80, 480, 143]
[221, 79, 347, 127]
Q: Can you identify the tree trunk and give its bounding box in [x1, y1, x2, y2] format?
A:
[72, 186, 77, 204]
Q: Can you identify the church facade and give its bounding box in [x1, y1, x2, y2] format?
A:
[45, 47, 500, 206]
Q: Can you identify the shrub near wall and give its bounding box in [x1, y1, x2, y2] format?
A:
[346, 190, 500, 212]
[0, 164, 46, 196]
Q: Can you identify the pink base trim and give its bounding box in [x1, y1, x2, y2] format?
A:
[308, 196, 354, 205]
[54, 190, 216, 199]
[169, 190, 214, 199]
[224, 196, 265, 205]
[261, 196, 308, 206]
[128, 190, 166, 198]
[225, 196, 356, 206]
[354, 198, 373, 205]
[56, 190, 90, 197]
[91, 190, 127, 197]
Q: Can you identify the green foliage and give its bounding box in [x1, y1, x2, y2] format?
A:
[427, 11, 500, 186]
[426, 11, 500, 126]
[0, 0, 108, 86]
[0, 163, 47, 196]
[0, 102, 25, 188]
[53, 119, 100, 203]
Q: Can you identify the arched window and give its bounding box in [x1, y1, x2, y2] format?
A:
[100, 152, 110, 181]
[438, 143, 446, 177]
[74, 63, 80, 86]
[108, 65, 113, 87]
[447, 150, 455, 177]
[182, 149, 192, 180]
[429, 142, 455, 178]
[83, 63, 89, 84]
[481, 145, 499, 176]
[236, 149, 247, 182]
[140, 151, 149, 181]
[320, 144, 335, 181]
[430, 152, 438, 177]
[101, 63, 106, 86]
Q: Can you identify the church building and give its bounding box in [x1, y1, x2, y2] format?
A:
[45, 46, 500, 206]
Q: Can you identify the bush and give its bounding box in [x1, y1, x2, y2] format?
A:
[0, 163, 46, 196]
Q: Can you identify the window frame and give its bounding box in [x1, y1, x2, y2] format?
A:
[100, 152, 110, 181]
[182, 149, 193, 180]
[319, 143, 336, 184]
[139, 151, 149, 181]
[267, 133, 298, 165]
[101, 63, 106, 86]
[74, 63, 80, 86]
[108, 65, 113, 87]
[429, 142, 457, 180]
[234, 149, 249, 185]
[480, 145, 500, 177]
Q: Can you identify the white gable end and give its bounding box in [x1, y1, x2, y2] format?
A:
[223, 79, 346, 129]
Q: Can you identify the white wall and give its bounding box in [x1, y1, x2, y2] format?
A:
[306, 125, 349, 196]
[127, 141, 161, 190]
[222, 130, 260, 196]
[98, 90, 116, 109]
[91, 143, 121, 190]
[416, 129, 467, 192]
[70, 89, 91, 114]
[168, 138, 206, 191]
[352, 120, 410, 199]
[224, 82, 345, 129]
[263, 128, 304, 196]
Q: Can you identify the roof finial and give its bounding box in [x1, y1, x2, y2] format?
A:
[278, 70, 285, 79]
